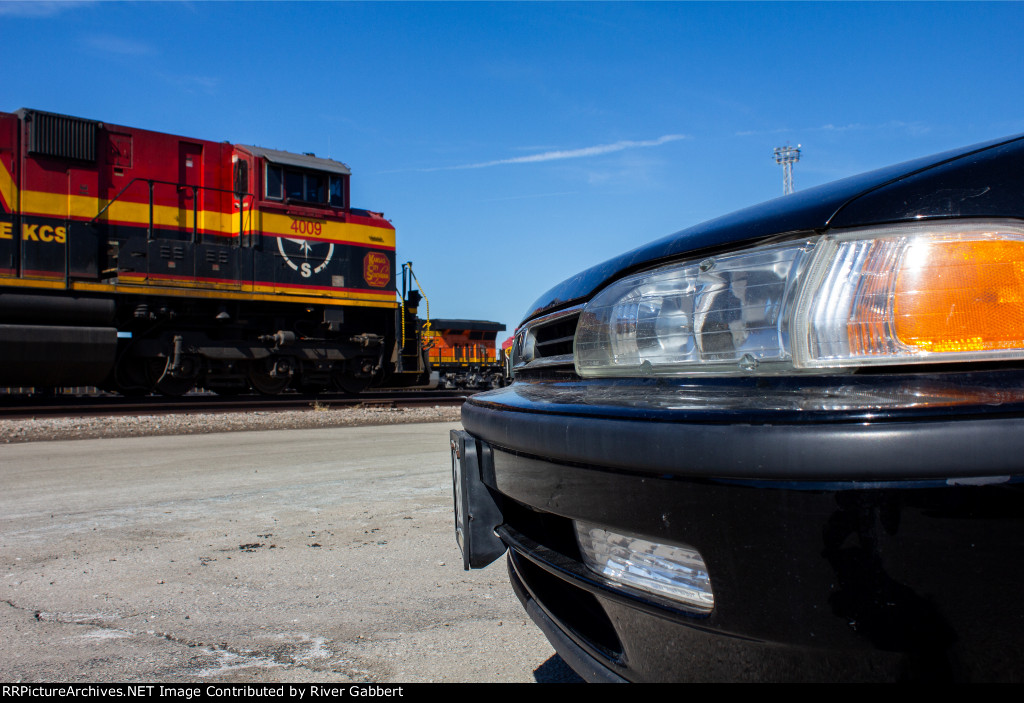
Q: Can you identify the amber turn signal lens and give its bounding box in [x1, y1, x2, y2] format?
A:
[893, 240, 1024, 353]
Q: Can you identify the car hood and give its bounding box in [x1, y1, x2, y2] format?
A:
[523, 133, 1024, 324]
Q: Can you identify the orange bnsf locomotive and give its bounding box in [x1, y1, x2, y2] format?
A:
[0, 109, 429, 395]
[423, 319, 506, 390]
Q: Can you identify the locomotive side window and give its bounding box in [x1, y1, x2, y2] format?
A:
[329, 176, 345, 207]
[266, 164, 284, 200]
[283, 169, 326, 204]
[234, 160, 248, 197]
[285, 170, 305, 200]
[304, 173, 325, 203]
[264, 161, 345, 208]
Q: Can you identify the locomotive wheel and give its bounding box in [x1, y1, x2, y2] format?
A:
[111, 358, 152, 396]
[247, 360, 291, 396]
[147, 358, 194, 397]
[331, 366, 372, 392]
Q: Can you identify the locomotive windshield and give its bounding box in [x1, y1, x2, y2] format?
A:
[255, 146, 350, 209]
[265, 164, 347, 208]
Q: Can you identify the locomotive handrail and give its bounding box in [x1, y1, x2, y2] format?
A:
[430, 352, 499, 364]
[88, 178, 252, 243]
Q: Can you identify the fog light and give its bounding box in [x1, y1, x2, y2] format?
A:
[575, 522, 714, 611]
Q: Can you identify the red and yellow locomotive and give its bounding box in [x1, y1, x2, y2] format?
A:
[0, 109, 428, 394]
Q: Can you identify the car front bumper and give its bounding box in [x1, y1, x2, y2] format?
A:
[454, 374, 1024, 682]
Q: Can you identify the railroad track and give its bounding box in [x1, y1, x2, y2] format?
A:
[0, 390, 471, 420]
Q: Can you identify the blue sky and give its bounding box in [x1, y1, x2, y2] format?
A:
[3, 1, 1024, 336]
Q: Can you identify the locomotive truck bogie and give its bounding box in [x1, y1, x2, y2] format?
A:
[101, 295, 404, 396]
[0, 109, 427, 395]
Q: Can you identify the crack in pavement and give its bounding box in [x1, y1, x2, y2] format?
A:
[3, 599, 368, 680]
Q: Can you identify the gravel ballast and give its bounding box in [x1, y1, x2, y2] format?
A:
[0, 405, 463, 444]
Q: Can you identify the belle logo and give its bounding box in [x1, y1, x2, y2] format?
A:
[363, 252, 390, 288]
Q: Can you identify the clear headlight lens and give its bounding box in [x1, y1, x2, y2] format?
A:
[575, 221, 1024, 376]
[575, 240, 815, 376]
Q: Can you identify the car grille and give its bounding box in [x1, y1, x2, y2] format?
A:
[513, 307, 581, 372]
[532, 312, 578, 358]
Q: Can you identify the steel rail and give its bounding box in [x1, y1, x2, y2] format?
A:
[0, 390, 470, 420]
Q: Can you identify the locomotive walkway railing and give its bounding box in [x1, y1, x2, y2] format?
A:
[430, 352, 498, 364]
[88, 178, 252, 243]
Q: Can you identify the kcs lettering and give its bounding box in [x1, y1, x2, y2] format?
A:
[20, 224, 67, 243]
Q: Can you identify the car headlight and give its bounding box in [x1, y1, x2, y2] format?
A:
[575, 220, 1024, 376]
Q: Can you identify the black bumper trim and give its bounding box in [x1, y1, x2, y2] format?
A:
[508, 558, 628, 683]
[463, 401, 1024, 480]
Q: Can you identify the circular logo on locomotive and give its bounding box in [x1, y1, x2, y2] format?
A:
[276, 237, 335, 279]
[363, 251, 391, 288]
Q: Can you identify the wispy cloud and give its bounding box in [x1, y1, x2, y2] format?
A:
[154, 72, 221, 95]
[0, 1, 92, 17]
[83, 34, 156, 56]
[884, 120, 931, 137]
[735, 127, 790, 137]
[430, 134, 689, 172]
[478, 190, 578, 203]
[175, 75, 221, 93]
[736, 121, 931, 138]
[815, 123, 868, 133]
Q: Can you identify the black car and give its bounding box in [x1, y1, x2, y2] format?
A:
[452, 135, 1024, 682]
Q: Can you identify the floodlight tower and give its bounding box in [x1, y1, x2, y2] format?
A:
[773, 144, 801, 195]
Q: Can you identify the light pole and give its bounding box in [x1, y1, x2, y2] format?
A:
[773, 144, 801, 195]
